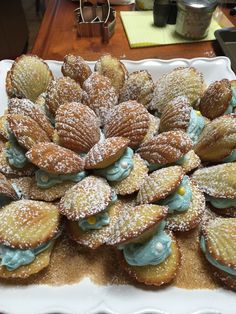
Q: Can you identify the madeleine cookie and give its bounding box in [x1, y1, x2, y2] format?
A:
[119, 70, 154, 108]
[6, 55, 53, 102]
[95, 54, 127, 93]
[45, 77, 83, 116]
[0, 200, 60, 279]
[104, 101, 149, 148]
[85, 137, 130, 169]
[26, 143, 84, 174]
[200, 218, 236, 291]
[8, 98, 54, 140]
[137, 166, 184, 205]
[110, 154, 148, 195]
[137, 131, 193, 170]
[166, 180, 205, 232]
[150, 67, 204, 114]
[159, 96, 206, 144]
[66, 199, 129, 249]
[55, 102, 100, 153]
[59, 175, 114, 220]
[142, 114, 160, 143]
[199, 79, 236, 119]
[83, 72, 118, 124]
[192, 163, 236, 217]
[7, 114, 51, 150]
[61, 54, 92, 85]
[194, 115, 236, 162]
[0, 115, 9, 141]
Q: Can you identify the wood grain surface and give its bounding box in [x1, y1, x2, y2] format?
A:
[31, 0, 236, 61]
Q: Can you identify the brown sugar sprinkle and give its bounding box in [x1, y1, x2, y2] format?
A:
[174, 228, 219, 289]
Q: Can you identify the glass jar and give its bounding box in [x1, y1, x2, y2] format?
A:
[175, 0, 218, 39]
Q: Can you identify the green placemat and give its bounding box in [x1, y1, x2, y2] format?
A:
[120, 11, 221, 48]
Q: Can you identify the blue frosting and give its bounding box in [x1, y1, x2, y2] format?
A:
[94, 147, 134, 181]
[78, 191, 117, 231]
[5, 133, 28, 169]
[35, 169, 87, 188]
[200, 236, 236, 276]
[158, 175, 192, 213]
[225, 86, 236, 114]
[78, 211, 110, 231]
[187, 109, 205, 144]
[222, 150, 236, 163]
[0, 241, 52, 271]
[120, 221, 172, 266]
[205, 195, 236, 209]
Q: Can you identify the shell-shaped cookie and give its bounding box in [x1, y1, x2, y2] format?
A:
[159, 96, 191, 133]
[117, 231, 181, 286]
[85, 137, 130, 169]
[61, 54, 92, 85]
[107, 204, 168, 246]
[0, 115, 9, 141]
[199, 79, 232, 119]
[0, 241, 54, 279]
[45, 77, 83, 116]
[166, 181, 205, 232]
[95, 54, 128, 93]
[137, 166, 184, 204]
[104, 101, 149, 148]
[150, 67, 204, 113]
[0, 173, 18, 201]
[142, 114, 160, 143]
[137, 131, 193, 165]
[26, 143, 84, 174]
[66, 199, 126, 249]
[59, 176, 113, 220]
[83, 72, 118, 124]
[119, 70, 154, 108]
[181, 150, 201, 174]
[6, 55, 53, 102]
[0, 150, 35, 177]
[29, 180, 76, 202]
[55, 102, 100, 153]
[8, 114, 51, 150]
[111, 154, 148, 195]
[8, 98, 54, 140]
[202, 218, 236, 269]
[0, 200, 60, 249]
[194, 115, 236, 162]
[192, 163, 236, 199]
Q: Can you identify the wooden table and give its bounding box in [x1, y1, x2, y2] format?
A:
[32, 0, 236, 61]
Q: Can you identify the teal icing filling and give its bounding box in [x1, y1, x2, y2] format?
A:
[119, 221, 172, 266]
[200, 236, 236, 276]
[225, 86, 236, 114]
[222, 150, 236, 163]
[148, 154, 187, 172]
[94, 147, 134, 182]
[35, 169, 87, 188]
[205, 195, 236, 209]
[158, 175, 192, 213]
[0, 241, 52, 271]
[187, 109, 205, 144]
[78, 191, 117, 231]
[5, 133, 28, 169]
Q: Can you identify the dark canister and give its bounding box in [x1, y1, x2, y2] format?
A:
[175, 0, 218, 39]
[153, 0, 170, 27]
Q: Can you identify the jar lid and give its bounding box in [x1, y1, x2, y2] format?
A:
[177, 0, 218, 12]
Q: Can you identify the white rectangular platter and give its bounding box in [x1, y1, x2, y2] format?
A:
[0, 57, 235, 314]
